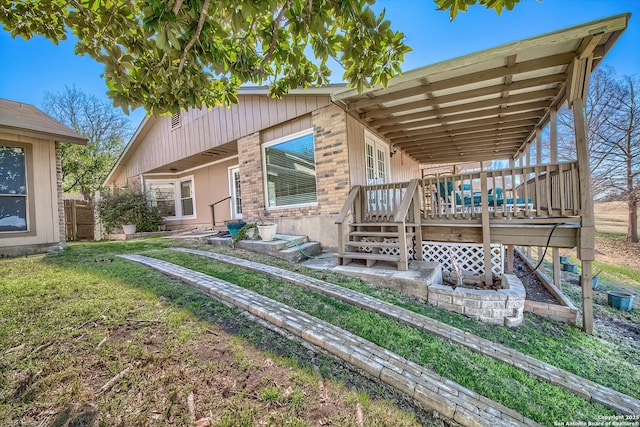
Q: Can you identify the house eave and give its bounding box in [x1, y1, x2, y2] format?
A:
[0, 125, 87, 145]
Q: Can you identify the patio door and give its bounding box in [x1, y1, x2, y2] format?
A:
[229, 166, 242, 219]
[364, 132, 390, 215]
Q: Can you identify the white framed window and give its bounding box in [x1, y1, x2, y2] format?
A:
[0, 145, 28, 232]
[146, 176, 196, 220]
[262, 129, 317, 209]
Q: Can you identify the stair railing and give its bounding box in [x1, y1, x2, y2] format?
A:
[393, 179, 422, 270]
[335, 185, 362, 260]
[210, 196, 231, 228]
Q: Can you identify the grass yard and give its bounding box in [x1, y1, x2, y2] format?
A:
[0, 239, 422, 426]
[1, 237, 638, 426]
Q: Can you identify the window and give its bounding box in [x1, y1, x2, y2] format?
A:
[148, 182, 176, 217]
[0, 145, 28, 232]
[263, 129, 317, 208]
[147, 177, 195, 219]
[180, 180, 194, 216]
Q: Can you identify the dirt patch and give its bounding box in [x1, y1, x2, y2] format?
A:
[4, 315, 434, 427]
[512, 254, 560, 305]
[595, 238, 640, 271]
[561, 273, 639, 347]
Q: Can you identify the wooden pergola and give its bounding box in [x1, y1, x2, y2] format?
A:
[332, 13, 630, 334]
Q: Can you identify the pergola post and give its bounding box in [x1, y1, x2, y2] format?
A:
[536, 127, 544, 261]
[549, 107, 562, 289]
[573, 96, 596, 334]
[480, 172, 493, 285]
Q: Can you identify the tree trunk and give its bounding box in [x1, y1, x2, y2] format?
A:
[628, 196, 638, 243]
[627, 153, 638, 243]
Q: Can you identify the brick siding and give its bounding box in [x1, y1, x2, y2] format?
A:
[237, 104, 350, 223]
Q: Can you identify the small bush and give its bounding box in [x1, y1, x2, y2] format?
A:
[97, 191, 163, 233]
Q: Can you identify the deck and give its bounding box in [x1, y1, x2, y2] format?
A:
[336, 161, 584, 281]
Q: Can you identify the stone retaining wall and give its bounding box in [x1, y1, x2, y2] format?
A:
[428, 274, 525, 327]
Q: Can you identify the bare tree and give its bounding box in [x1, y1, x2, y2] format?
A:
[43, 87, 132, 201]
[558, 68, 640, 242]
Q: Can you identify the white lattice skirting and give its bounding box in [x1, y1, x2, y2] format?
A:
[422, 241, 504, 275]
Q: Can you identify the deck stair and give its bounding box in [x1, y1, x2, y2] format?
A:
[339, 222, 418, 269]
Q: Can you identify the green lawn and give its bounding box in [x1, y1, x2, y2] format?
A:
[188, 243, 640, 402]
[0, 239, 421, 426]
[1, 239, 637, 426]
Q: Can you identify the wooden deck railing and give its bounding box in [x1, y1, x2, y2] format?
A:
[361, 181, 410, 222]
[418, 161, 581, 221]
[336, 161, 581, 274]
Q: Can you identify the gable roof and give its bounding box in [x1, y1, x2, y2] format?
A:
[0, 98, 87, 145]
[331, 13, 630, 164]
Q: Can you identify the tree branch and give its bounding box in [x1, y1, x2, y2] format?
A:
[260, 2, 290, 72]
[178, 0, 211, 74]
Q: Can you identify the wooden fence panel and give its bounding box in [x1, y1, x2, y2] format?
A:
[64, 200, 95, 241]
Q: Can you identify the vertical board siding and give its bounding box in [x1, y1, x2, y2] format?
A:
[119, 95, 330, 179]
[346, 115, 420, 186]
[347, 115, 366, 186]
[260, 115, 312, 143]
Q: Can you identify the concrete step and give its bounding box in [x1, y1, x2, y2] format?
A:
[237, 234, 308, 254]
[276, 241, 323, 263]
[207, 233, 322, 263]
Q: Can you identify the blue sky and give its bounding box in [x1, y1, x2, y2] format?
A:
[1, 0, 638, 129]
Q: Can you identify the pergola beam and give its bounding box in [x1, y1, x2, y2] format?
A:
[358, 73, 563, 119]
[403, 139, 522, 157]
[395, 129, 529, 148]
[361, 88, 558, 120]
[418, 152, 517, 164]
[389, 120, 535, 144]
[374, 101, 549, 130]
[383, 113, 539, 138]
[346, 53, 575, 111]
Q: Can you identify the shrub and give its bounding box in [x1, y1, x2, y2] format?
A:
[97, 191, 163, 233]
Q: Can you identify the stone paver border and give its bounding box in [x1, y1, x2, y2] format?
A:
[174, 248, 640, 415]
[121, 254, 539, 427]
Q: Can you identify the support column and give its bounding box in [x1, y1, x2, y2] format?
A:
[550, 106, 562, 290]
[523, 147, 532, 258]
[480, 172, 493, 285]
[573, 97, 595, 334]
[506, 245, 514, 274]
[536, 128, 544, 257]
[553, 248, 562, 290]
[536, 127, 542, 165]
[550, 107, 558, 163]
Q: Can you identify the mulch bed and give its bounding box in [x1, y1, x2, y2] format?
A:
[512, 253, 560, 305]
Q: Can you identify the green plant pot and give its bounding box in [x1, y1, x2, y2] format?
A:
[607, 292, 634, 311]
[226, 221, 246, 238]
[559, 255, 570, 264]
[578, 275, 600, 290]
[562, 263, 578, 273]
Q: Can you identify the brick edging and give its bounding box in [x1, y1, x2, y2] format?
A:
[121, 254, 539, 427]
[174, 248, 640, 415]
